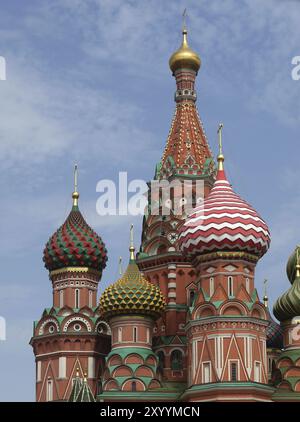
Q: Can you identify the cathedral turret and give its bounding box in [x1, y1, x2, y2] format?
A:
[98, 226, 166, 400]
[272, 248, 300, 401]
[178, 125, 273, 402]
[30, 166, 110, 402]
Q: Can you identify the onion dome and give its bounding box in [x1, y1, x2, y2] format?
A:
[274, 248, 300, 322]
[99, 226, 165, 320]
[169, 28, 201, 74]
[179, 124, 271, 259]
[286, 246, 300, 284]
[43, 166, 107, 273]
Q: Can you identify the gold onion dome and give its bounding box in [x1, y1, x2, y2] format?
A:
[169, 28, 201, 74]
[99, 227, 165, 320]
[273, 247, 300, 322]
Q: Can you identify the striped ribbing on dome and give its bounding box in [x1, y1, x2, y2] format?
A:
[179, 168, 270, 258]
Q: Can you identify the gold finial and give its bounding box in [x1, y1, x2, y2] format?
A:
[118, 256, 123, 275]
[129, 224, 135, 261]
[169, 11, 201, 74]
[217, 123, 224, 171]
[83, 371, 87, 382]
[72, 164, 79, 207]
[263, 278, 268, 308]
[296, 248, 300, 278]
[76, 367, 80, 377]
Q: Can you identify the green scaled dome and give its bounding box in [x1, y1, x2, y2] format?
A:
[274, 247, 300, 322]
[286, 246, 300, 284]
[273, 276, 300, 322]
[99, 254, 165, 320]
[43, 201, 107, 273]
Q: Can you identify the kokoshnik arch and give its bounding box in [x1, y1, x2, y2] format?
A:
[30, 23, 300, 402]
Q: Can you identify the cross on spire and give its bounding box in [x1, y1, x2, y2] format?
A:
[217, 123, 224, 171]
[182, 8, 187, 31]
[263, 278, 268, 308]
[129, 224, 135, 261]
[72, 164, 79, 207]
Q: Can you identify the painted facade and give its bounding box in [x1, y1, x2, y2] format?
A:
[31, 26, 300, 402]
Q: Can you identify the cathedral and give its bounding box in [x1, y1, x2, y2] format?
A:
[30, 25, 300, 402]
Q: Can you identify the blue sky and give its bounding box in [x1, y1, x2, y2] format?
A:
[0, 0, 300, 401]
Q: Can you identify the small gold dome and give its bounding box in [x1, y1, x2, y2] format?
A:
[169, 29, 201, 74]
[99, 260, 165, 320]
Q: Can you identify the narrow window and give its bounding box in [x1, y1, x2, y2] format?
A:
[209, 277, 214, 297]
[46, 379, 53, 402]
[75, 289, 80, 308]
[118, 327, 122, 342]
[132, 381, 137, 392]
[59, 290, 64, 308]
[254, 362, 261, 382]
[230, 362, 238, 381]
[59, 356, 66, 379]
[37, 361, 41, 382]
[189, 290, 195, 306]
[245, 277, 250, 293]
[203, 362, 211, 383]
[133, 327, 137, 342]
[88, 290, 93, 307]
[228, 276, 234, 297]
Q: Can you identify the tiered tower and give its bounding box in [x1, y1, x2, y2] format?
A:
[272, 247, 300, 401]
[98, 227, 167, 401]
[30, 167, 110, 401]
[137, 25, 215, 386]
[178, 128, 274, 401]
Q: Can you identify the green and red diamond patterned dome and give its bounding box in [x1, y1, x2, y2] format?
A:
[43, 205, 107, 272]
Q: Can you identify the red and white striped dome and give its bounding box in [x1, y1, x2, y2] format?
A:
[179, 162, 270, 258]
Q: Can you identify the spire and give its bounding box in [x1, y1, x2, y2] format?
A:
[217, 123, 224, 172]
[72, 164, 79, 208]
[129, 224, 135, 261]
[263, 279, 268, 308]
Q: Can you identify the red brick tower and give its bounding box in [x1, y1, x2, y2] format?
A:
[137, 25, 215, 386]
[30, 166, 110, 401]
[178, 130, 274, 401]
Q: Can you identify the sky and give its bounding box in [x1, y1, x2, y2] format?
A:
[0, 0, 300, 401]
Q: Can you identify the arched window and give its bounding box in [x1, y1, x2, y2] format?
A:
[171, 350, 183, 370]
[228, 276, 234, 297]
[75, 289, 80, 308]
[132, 381, 137, 392]
[209, 277, 214, 297]
[189, 290, 195, 306]
[157, 351, 165, 373]
[245, 278, 250, 293]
